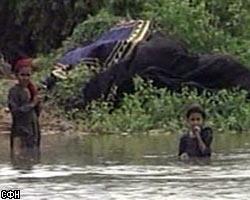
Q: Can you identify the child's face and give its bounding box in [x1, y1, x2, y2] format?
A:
[186, 112, 204, 130]
[16, 67, 31, 86]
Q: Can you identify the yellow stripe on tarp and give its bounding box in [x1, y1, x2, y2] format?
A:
[105, 21, 141, 67]
[104, 41, 124, 68]
[124, 20, 150, 58]
[81, 58, 102, 69]
[106, 20, 151, 68]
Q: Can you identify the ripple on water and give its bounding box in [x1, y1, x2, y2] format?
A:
[1, 133, 250, 200]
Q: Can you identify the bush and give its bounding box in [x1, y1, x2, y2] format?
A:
[141, 0, 250, 64]
[58, 77, 250, 134]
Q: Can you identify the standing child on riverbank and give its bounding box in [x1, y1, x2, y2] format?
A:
[178, 103, 213, 160]
[8, 64, 41, 152]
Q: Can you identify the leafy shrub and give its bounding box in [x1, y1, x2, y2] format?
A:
[57, 77, 250, 134]
[141, 0, 250, 64]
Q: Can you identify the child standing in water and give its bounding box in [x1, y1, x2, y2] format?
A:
[8, 64, 41, 152]
[178, 103, 213, 160]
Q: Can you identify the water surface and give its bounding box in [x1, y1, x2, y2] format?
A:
[0, 133, 250, 200]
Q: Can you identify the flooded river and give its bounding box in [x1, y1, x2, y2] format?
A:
[0, 133, 250, 200]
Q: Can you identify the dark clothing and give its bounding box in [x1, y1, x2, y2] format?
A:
[8, 84, 41, 148]
[178, 127, 213, 157]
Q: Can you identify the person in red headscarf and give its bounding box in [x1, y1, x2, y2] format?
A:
[8, 62, 42, 152]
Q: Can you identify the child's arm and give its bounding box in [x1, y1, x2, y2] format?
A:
[195, 131, 207, 152]
[195, 127, 213, 155]
[33, 94, 43, 116]
[178, 136, 189, 160]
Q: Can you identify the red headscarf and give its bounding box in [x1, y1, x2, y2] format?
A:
[14, 58, 38, 101]
[14, 58, 33, 72]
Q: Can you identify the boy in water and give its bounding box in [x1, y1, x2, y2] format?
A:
[8, 64, 41, 153]
[178, 103, 213, 160]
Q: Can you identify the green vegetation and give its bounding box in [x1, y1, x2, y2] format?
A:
[54, 77, 250, 134]
[2, 0, 250, 134]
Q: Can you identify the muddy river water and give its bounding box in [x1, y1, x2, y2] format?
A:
[0, 133, 250, 200]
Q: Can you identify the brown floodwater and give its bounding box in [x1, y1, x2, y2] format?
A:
[0, 132, 250, 200]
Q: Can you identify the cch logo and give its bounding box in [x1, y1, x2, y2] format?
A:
[1, 190, 20, 199]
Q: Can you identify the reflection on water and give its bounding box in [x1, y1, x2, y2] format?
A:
[0, 133, 250, 199]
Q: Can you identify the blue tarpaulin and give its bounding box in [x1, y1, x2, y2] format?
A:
[58, 20, 150, 68]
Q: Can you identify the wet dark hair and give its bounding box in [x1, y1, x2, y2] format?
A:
[186, 103, 206, 119]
